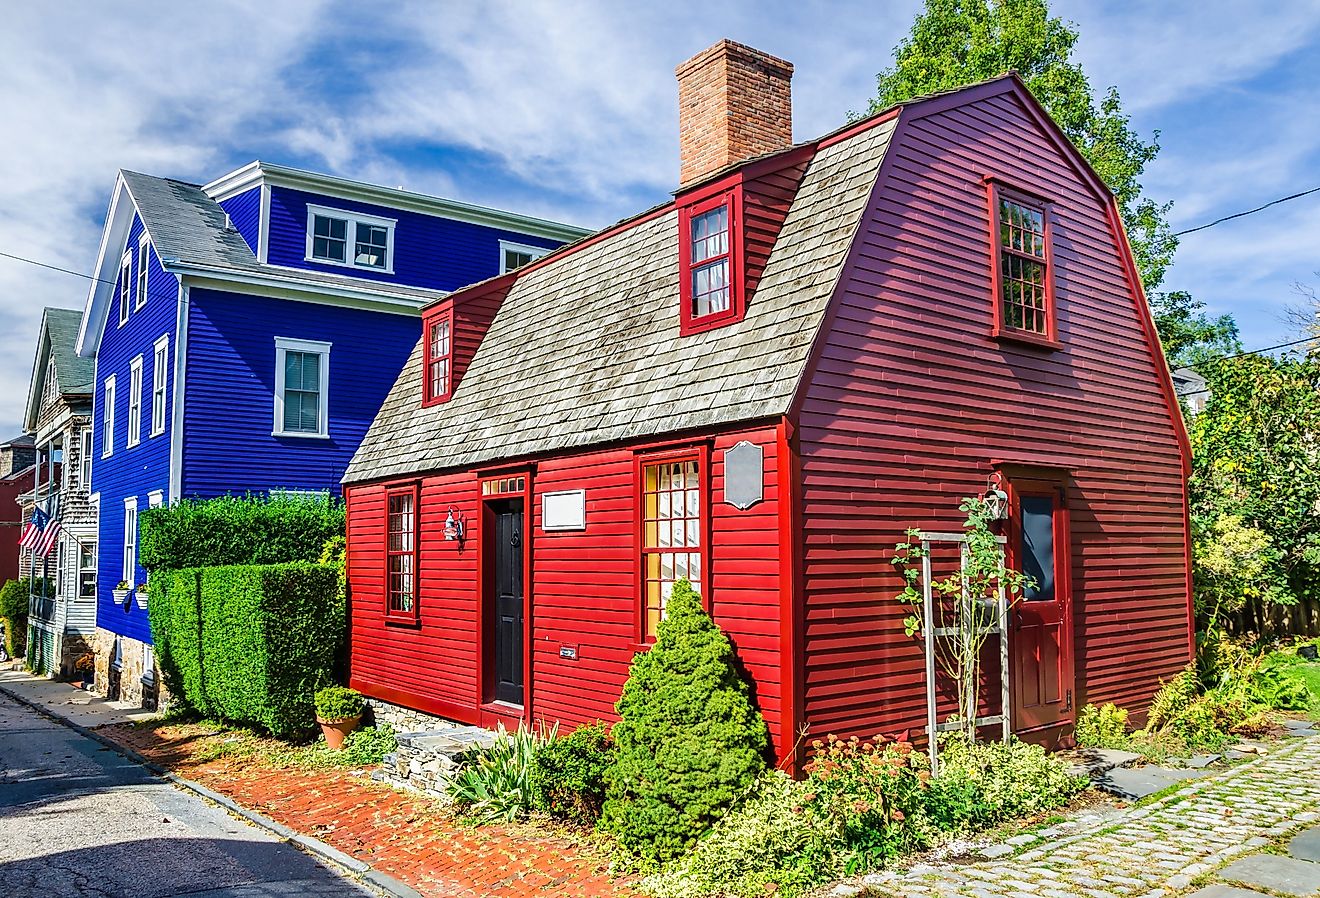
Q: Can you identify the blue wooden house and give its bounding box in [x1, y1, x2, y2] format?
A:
[74, 161, 588, 705]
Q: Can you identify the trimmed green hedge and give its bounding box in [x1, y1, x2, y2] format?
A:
[1, 578, 50, 658]
[140, 495, 344, 572]
[149, 563, 344, 735]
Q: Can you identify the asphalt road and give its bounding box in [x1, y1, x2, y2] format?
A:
[0, 690, 372, 898]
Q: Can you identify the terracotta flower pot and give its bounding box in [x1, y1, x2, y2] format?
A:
[317, 714, 362, 750]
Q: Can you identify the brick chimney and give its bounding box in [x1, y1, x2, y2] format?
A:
[676, 39, 794, 187]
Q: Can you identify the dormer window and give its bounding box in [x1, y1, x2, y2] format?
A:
[424, 309, 454, 404]
[499, 240, 550, 273]
[678, 190, 744, 335]
[305, 204, 396, 273]
[987, 179, 1057, 346]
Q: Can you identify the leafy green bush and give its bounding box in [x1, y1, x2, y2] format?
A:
[0, 579, 28, 658]
[140, 494, 344, 571]
[601, 579, 769, 864]
[149, 563, 343, 735]
[1074, 703, 1130, 749]
[314, 686, 364, 721]
[530, 721, 614, 824]
[642, 773, 838, 898]
[932, 736, 1086, 827]
[448, 723, 555, 823]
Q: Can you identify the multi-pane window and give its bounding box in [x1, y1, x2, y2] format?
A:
[306, 205, 395, 272]
[78, 541, 97, 599]
[995, 194, 1051, 336]
[499, 240, 549, 273]
[355, 223, 388, 268]
[123, 499, 138, 586]
[127, 356, 143, 447]
[311, 214, 348, 263]
[136, 235, 150, 310]
[80, 428, 92, 488]
[274, 338, 330, 437]
[689, 204, 731, 318]
[640, 457, 702, 640]
[386, 489, 417, 617]
[427, 316, 452, 401]
[118, 253, 132, 325]
[102, 376, 116, 457]
[151, 336, 169, 436]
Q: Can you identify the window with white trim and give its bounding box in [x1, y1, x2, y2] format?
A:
[118, 252, 132, 325]
[151, 335, 169, 437]
[42, 356, 57, 409]
[56, 539, 66, 598]
[273, 337, 331, 438]
[426, 314, 452, 402]
[79, 427, 92, 489]
[102, 376, 116, 457]
[305, 205, 396, 272]
[78, 540, 96, 599]
[136, 234, 150, 310]
[127, 356, 143, 448]
[123, 498, 138, 587]
[499, 240, 550, 273]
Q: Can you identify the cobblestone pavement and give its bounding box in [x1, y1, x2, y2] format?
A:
[862, 735, 1320, 898]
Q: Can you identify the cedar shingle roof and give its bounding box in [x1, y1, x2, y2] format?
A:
[344, 117, 898, 484]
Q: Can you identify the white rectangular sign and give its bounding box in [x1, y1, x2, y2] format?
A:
[542, 489, 586, 531]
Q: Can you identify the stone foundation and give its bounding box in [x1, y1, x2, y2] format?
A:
[376, 726, 497, 799]
[364, 697, 457, 733]
[92, 628, 170, 711]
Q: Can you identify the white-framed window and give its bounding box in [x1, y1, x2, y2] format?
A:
[118, 252, 132, 325]
[148, 489, 164, 508]
[123, 497, 138, 587]
[42, 356, 58, 409]
[499, 239, 550, 273]
[56, 538, 66, 598]
[102, 375, 116, 457]
[151, 335, 169, 437]
[127, 356, 143, 448]
[304, 204, 396, 273]
[273, 337, 331, 438]
[111, 635, 123, 670]
[80, 427, 92, 489]
[142, 644, 155, 685]
[78, 540, 96, 599]
[136, 234, 150, 310]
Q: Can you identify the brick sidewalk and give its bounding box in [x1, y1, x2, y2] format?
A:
[99, 721, 635, 898]
[859, 735, 1320, 898]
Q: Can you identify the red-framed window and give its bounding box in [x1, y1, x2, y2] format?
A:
[424, 308, 454, 404]
[678, 190, 745, 335]
[987, 180, 1057, 345]
[385, 484, 419, 622]
[637, 448, 708, 641]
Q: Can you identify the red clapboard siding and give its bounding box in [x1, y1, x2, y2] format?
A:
[793, 87, 1190, 742]
[346, 424, 791, 758]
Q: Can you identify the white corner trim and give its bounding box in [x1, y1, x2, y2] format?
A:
[168, 284, 188, 502]
[258, 183, 271, 264]
[499, 239, 552, 273]
[304, 203, 397, 274]
[272, 336, 331, 439]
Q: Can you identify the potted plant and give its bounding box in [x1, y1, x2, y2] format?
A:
[74, 653, 95, 688]
[135, 580, 149, 610]
[112, 581, 132, 606]
[315, 686, 365, 750]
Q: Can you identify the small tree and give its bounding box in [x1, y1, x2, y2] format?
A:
[892, 497, 1033, 742]
[601, 580, 768, 863]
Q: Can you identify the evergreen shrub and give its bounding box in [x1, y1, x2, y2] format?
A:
[530, 721, 614, 824]
[601, 579, 768, 863]
[0, 578, 30, 657]
[314, 685, 364, 721]
[140, 494, 344, 571]
[148, 562, 343, 735]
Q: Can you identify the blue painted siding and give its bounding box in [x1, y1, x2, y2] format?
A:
[265, 186, 563, 291]
[92, 212, 177, 644]
[181, 288, 418, 498]
[218, 186, 262, 256]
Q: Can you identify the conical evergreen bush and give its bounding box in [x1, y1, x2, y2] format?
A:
[601, 579, 768, 862]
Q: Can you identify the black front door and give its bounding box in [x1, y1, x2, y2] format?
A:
[492, 501, 525, 706]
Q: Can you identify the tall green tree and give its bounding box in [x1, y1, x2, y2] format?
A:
[865, 0, 1237, 364]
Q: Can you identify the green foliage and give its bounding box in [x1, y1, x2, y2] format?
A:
[448, 723, 555, 823]
[314, 686, 364, 721]
[1150, 290, 1242, 370]
[139, 494, 344, 572]
[530, 721, 614, 824]
[932, 736, 1086, 827]
[602, 579, 769, 863]
[287, 724, 398, 769]
[0, 579, 28, 657]
[148, 563, 344, 735]
[1074, 703, 1130, 749]
[865, 0, 1172, 294]
[1188, 354, 1320, 626]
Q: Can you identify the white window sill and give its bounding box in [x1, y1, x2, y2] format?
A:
[150, 429, 165, 439]
[272, 430, 330, 440]
[304, 254, 395, 276]
[126, 441, 140, 449]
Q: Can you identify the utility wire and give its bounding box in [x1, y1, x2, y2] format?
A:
[0, 250, 118, 287]
[1172, 185, 1320, 237]
[1175, 337, 1317, 397]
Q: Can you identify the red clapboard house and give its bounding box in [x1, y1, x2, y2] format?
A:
[342, 40, 1192, 762]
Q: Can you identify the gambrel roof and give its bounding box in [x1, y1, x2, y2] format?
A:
[345, 115, 898, 483]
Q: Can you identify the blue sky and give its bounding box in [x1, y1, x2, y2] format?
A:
[1, 0, 1318, 437]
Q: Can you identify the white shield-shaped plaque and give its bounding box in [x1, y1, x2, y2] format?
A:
[724, 441, 763, 510]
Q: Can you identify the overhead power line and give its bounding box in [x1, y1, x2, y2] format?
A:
[1173, 185, 1320, 237]
[0, 250, 117, 287]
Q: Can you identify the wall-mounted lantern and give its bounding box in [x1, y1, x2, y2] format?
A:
[982, 473, 1009, 521]
[444, 507, 466, 543]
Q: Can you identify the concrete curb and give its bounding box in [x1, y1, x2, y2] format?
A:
[0, 682, 423, 898]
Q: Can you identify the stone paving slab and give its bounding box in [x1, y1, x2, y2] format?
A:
[1292, 826, 1320, 862]
[1093, 762, 1214, 799]
[1187, 887, 1272, 898]
[1219, 854, 1320, 896]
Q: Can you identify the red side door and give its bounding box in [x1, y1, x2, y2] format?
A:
[1007, 477, 1075, 735]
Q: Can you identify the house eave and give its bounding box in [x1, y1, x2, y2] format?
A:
[169, 261, 440, 315]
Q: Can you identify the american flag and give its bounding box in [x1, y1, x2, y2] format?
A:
[18, 499, 60, 558]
